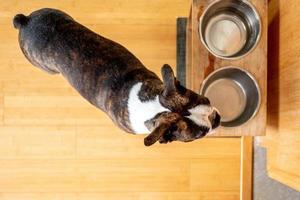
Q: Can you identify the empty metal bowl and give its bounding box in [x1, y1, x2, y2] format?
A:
[199, 0, 261, 59]
[200, 67, 260, 127]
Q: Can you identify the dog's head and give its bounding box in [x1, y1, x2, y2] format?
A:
[144, 64, 220, 146]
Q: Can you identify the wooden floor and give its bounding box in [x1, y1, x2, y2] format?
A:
[262, 0, 300, 191]
[0, 1, 241, 199]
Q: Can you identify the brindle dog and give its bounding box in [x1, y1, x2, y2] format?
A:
[13, 8, 220, 146]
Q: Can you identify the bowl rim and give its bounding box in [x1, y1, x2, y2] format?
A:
[199, 66, 261, 127]
[199, 0, 262, 60]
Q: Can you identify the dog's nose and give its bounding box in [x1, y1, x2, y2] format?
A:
[209, 109, 221, 129]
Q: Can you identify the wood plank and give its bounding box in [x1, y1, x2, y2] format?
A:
[0, 158, 242, 193]
[264, 0, 300, 191]
[76, 129, 241, 160]
[0, 159, 190, 192]
[0, 192, 240, 200]
[240, 137, 253, 200]
[5, 96, 94, 108]
[190, 158, 240, 192]
[0, 126, 240, 160]
[3, 107, 112, 126]
[0, 126, 76, 159]
[0, 83, 3, 125]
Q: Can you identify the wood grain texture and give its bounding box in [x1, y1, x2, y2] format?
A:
[0, 192, 240, 200]
[0, 83, 3, 126]
[0, 0, 242, 199]
[240, 137, 253, 200]
[186, 0, 268, 136]
[262, 0, 300, 191]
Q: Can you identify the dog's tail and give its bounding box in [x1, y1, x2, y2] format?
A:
[13, 14, 28, 29]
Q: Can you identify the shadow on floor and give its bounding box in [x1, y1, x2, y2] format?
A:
[253, 140, 300, 200]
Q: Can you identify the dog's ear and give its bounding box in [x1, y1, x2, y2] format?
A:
[161, 64, 177, 96]
[144, 123, 170, 146]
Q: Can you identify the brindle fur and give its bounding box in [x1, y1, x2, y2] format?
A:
[13, 8, 219, 146]
[14, 9, 160, 132]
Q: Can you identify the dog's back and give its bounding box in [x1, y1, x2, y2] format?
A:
[13, 8, 162, 132]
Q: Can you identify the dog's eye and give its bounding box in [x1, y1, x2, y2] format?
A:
[181, 110, 191, 116]
[199, 126, 210, 133]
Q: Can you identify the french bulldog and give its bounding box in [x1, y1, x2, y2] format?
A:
[13, 8, 220, 146]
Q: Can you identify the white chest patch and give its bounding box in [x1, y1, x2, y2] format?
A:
[128, 82, 169, 134]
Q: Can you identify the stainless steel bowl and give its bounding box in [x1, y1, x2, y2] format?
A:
[199, 0, 261, 59]
[200, 67, 260, 127]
